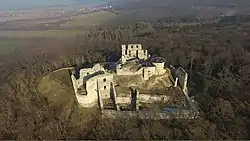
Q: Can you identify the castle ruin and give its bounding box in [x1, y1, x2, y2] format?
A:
[70, 44, 198, 119]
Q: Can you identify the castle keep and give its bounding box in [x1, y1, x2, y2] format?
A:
[70, 44, 198, 119]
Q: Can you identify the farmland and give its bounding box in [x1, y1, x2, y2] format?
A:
[0, 10, 117, 54]
[60, 11, 117, 27]
[0, 39, 29, 55]
[0, 30, 88, 38]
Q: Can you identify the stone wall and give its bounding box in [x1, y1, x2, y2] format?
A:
[143, 67, 156, 80]
[72, 73, 114, 108]
[116, 97, 131, 104]
[121, 44, 149, 64]
[111, 82, 119, 110]
[75, 93, 98, 107]
[138, 94, 170, 103]
[115, 94, 170, 104]
[116, 67, 143, 76]
[153, 62, 166, 75]
[71, 74, 98, 107]
[102, 85, 199, 120]
[102, 110, 197, 120]
[71, 75, 78, 94]
[175, 67, 188, 92]
[76, 63, 105, 86]
[71, 63, 112, 108]
[80, 64, 104, 78]
[117, 63, 166, 80]
[85, 76, 98, 98]
[97, 73, 113, 99]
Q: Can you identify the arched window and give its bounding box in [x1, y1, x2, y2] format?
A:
[103, 78, 106, 82]
[104, 86, 107, 89]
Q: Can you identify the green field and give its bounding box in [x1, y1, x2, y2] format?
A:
[60, 11, 117, 27]
[3, 11, 117, 29]
[0, 11, 119, 39]
[0, 11, 118, 55]
[0, 30, 88, 55]
[0, 39, 29, 55]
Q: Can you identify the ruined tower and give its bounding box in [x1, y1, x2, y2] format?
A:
[121, 44, 150, 64]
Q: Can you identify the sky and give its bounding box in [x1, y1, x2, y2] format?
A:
[0, 0, 107, 11]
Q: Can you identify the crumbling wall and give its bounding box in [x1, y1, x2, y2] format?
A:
[143, 67, 156, 80]
[82, 76, 98, 106]
[138, 94, 170, 103]
[127, 44, 142, 50]
[71, 75, 78, 94]
[116, 67, 143, 76]
[115, 94, 170, 104]
[75, 93, 98, 107]
[74, 73, 114, 107]
[71, 63, 109, 108]
[80, 63, 105, 80]
[116, 97, 131, 104]
[153, 62, 166, 75]
[97, 73, 113, 99]
[102, 110, 197, 119]
[85, 76, 98, 95]
[121, 44, 149, 64]
[71, 74, 98, 107]
[175, 67, 188, 92]
[111, 83, 119, 110]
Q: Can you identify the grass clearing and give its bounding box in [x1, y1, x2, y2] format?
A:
[37, 68, 101, 127]
[38, 68, 74, 107]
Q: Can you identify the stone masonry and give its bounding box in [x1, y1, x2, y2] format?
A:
[70, 44, 197, 119]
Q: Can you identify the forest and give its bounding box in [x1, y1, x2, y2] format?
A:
[0, 21, 249, 139]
